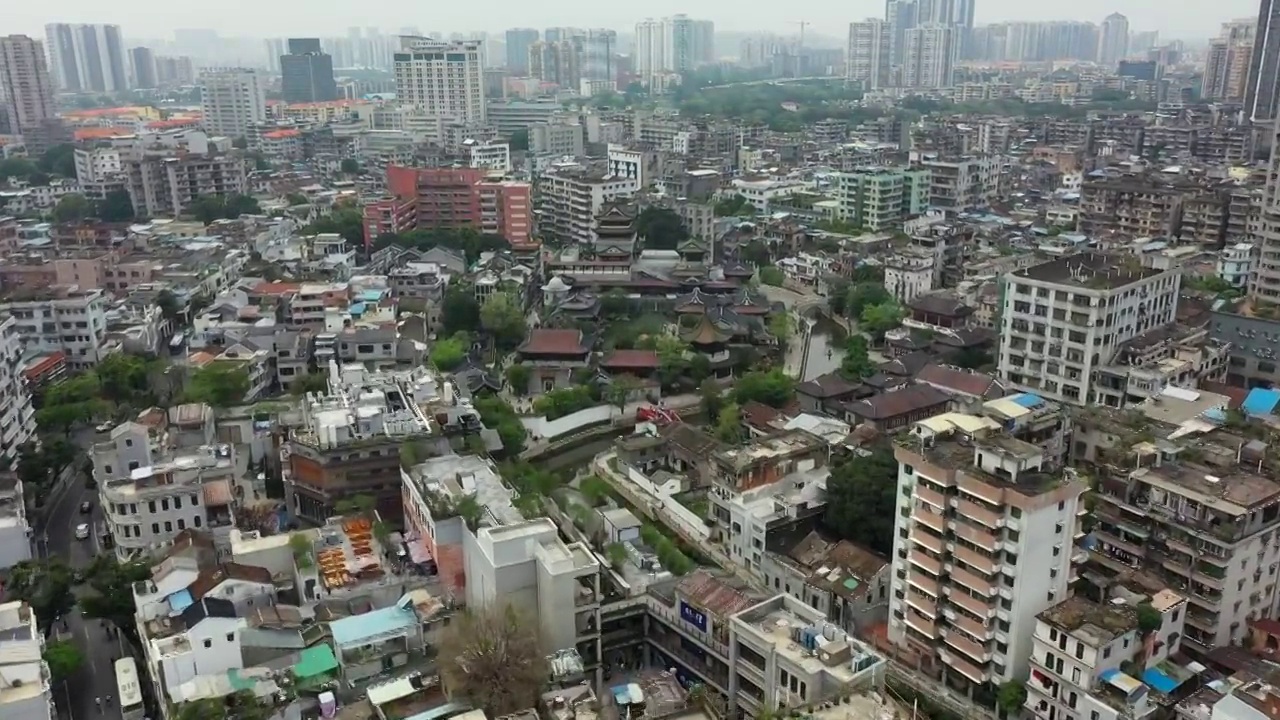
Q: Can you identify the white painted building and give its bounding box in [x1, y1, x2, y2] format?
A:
[198, 69, 266, 138]
[607, 144, 646, 187]
[394, 38, 486, 124]
[1025, 591, 1186, 720]
[1, 286, 108, 370]
[92, 420, 238, 561]
[729, 177, 808, 212]
[1218, 242, 1256, 288]
[0, 316, 35, 468]
[537, 162, 638, 246]
[996, 252, 1181, 407]
[883, 250, 936, 304]
[466, 139, 512, 173]
[0, 601, 53, 720]
[889, 407, 1088, 688]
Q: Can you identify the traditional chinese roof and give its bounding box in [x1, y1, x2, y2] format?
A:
[601, 349, 660, 369]
[518, 329, 589, 355]
[681, 314, 732, 346]
[675, 287, 709, 313]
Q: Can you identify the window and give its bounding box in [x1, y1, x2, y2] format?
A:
[151, 523, 159, 534]
[125, 438, 133, 447]
[161, 498, 169, 511]
[174, 497, 182, 509]
[799, 681, 807, 700]
[1103, 646, 1111, 659]
[1072, 667, 1081, 683]
[178, 519, 185, 530]
[226, 633, 235, 642]
[164, 521, 172, 532]
[192, 494, 199, 506]
[104, 464, 113, 475]
[148, 501, 156, 513]
[203, 639, 212, 649]
[194, 516, 202, 528]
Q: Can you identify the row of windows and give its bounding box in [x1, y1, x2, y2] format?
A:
[118, 515, 201, 537]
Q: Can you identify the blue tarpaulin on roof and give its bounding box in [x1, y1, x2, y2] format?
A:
[1012, 393, 1045, 408]
[1142, 667, 1181, 694]
[1243, 388, 1280, 416]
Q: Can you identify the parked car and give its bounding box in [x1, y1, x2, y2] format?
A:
[75, 524, 90, 540]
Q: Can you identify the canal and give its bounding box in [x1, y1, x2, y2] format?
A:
[800, 317, 849, 381]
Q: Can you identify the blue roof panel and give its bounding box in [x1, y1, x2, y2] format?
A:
[1142, 667, 1180, 694]
[330, 605, 418, 647]
[168, 589, 195, 613]
[1012, 393, 1045, 408]
[1243, 388, 1280, 416]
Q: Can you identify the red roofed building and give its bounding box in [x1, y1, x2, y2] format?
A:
[22, 352, 67, 389]
[516, 329, 590, 395]
[600, 349, 659, 378]
[258, 128, 303, 160]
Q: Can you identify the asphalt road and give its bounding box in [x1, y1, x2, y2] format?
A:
[41, 470, 128, 720]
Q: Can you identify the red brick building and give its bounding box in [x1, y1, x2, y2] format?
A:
[368, 165, 532, 249]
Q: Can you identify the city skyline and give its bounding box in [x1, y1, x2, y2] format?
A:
[14, 0, 1263, 43]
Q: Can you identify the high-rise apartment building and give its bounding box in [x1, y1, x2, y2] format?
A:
[903, 24, 957, 88]
[129, 46, 157, 89]
[505, 28, 538, 73]
[1204, 20, 1256, 102]
[996, 253, 1181, 406]
[393, 37, 486, 124]
[1096, 13, 1129, 66]
[1249, 119, 1280, 304]
[581, 29, 617, 82]
[198, 69, 266, 138]
[888, 396, 1087, 688]
[43, 23, 128, 92]
[634, 19, 665, 77]
[1248, 0, 1280, 121]
[848, 19, 892, 90]
[280, 38, 338, 103]
[886, 0, 919, 67]
[528, 40, 581, 90]
[0, 35, 56, 136]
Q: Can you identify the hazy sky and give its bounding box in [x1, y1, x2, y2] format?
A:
[15, 0, 1263, 41]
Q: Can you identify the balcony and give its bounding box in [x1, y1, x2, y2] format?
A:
[957, 499, 1003, 529]
[909, 551, 943, 576]
[950, 566, 997, 597]
[908, 573, 940, 597]
[912, 508, 945, 534]
[906, 612, 939, 639]
[949, 591, 994, 618]
[906, 589, 938, 618]
[953, 522, 999, 552]
[944, 630, 992, 664]
[952, 613, 993, 641]
[939, 648, 990, 684]
[953, 544, 999, 575]
[916, 484, 948, 509]
[913, 531, 944, 555]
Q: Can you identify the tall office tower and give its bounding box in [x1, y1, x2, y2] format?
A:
[505, 28, 538, 73]
[528, 40, 582, 89]
[1248, 0, 1280, 121]
[580, 30, 617, 82]
[263, 38, 286, 72]
[1096, 13, 1129, 66]
[886, 0, 919, 67]
[634, 19, 666, 76]
[847, 20, 891, 90]
[544, 27, 583, 44]
[693, 20, 716, 64]
[44, 23, 129, 92]
[129, 47, 157, 89]
[198, 69, 266, 138]
[0, 35, 56, 135]
[1204, 20, 1257, 101]
[280, 38, 338, 103]
[903, 24, 957, 88]
[394, 37, 486, 123]
[155, 55, 195, 85]
[916, 0, 954, 24]
[1129, 30, 1159, 55]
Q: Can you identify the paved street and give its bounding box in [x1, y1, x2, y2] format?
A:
[41, 469, 128, 720]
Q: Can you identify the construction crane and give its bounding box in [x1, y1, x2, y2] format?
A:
[788, 20, 810, 53]
[787, 21, 809, 77]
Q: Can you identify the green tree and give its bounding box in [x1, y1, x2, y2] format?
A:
[713, 194, 754, 217]
[95, 353, 152, 406]
[822, 446, 898, 554]
[174, 691, 272, 720]
[533, 386, 595, 419]
[1136, 603, 1163, 634]
[231, 136, 249, 150]
[509, 129, 529, 151]
[714, 402, 743, 443]
[285, 192, 308, 206]
[733, 369, 794, 408]
[950, 346, 993, 370]
[997, 681, 1028, 717]
[579, 475, 613, 507]
[843, 282, 891, 319]
[442, 285, 482, 337]
[4, 560, 76, 633]
[699, 379, 724, 424]
[431, 336, 469, 371]
[290, 371, 329, 396]
[475, 396, 527, 455]
[759, 266, 785, 287]
[438, 604, 548, 717]
[600, 289, 631, 318]
[0, 157, 36, 182]
[739, 239, 772, 267]
[37, 144, 78, 178]
[604, 376, 641, 410]
[184, 363, 251, 407]
[636, 207, 689, 250]
[840, 334, 875, 379]
[156, 289, 184, 324]
[505, 364, 531, 396]
[79, 555, 152, 631]
[300, 205, 365, 245]
[51, 193, 93, 223]
[96, 188, 136, 221]
[340, 158, 361, 174]
[480, 292, 528, 351]
[43, 640, 84, 681]
[860, 301, 905, 339]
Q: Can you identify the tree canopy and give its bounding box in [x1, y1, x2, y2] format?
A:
[79, 554, 152, 631]
[97, 188, 136, 222]
[714, 194, 754, 217]
[438, 604, 548, 717]
[759, 266, 785, 287]
[188, 194, 261, 224]
[672, 79, 874, 131]
[840, 334, 875, 379]
[636, 207, 689, 250]
[5, 560, 76, 633]
[474, 396, 526, 456]
[300, 206, 364, 246]
[480, 292, 527, 351]
[430, 334, 469, 371]
[733, 369, 795, 408]
[822, 446, 898, 555]
[52, 193, 93, 223]
[441, 284, 482, 337]
[43, 640, 84, 681]
[183, 363, 251, 407]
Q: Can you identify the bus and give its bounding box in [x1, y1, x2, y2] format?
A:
[114, 657, 145, 720]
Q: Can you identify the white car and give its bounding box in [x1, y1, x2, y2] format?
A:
[74, 524, 90, 540]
